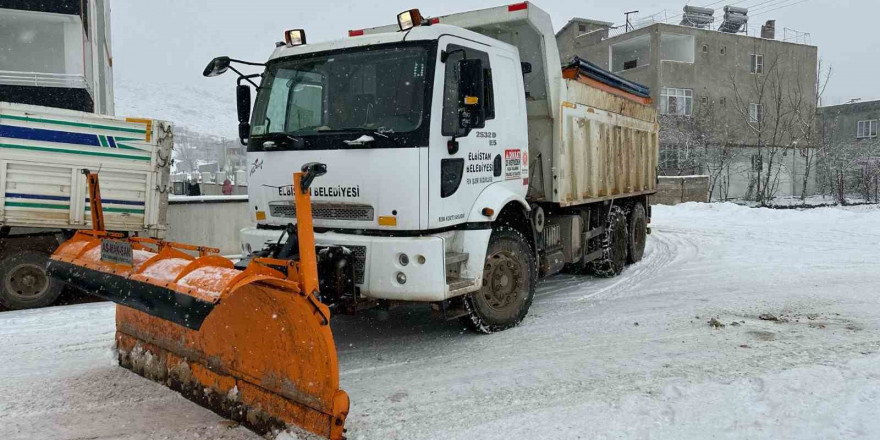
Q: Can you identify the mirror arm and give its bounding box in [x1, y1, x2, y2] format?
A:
[227, 58, 265, 67]
[229, 66, 261, 88]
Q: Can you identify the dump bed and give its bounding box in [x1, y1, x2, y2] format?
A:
[0, 102, 171, 236]
[557, 77, 658, 206]
[555, 57, 658, 207]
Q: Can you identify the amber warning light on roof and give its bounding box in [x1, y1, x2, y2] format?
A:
[397, 9, 423, 31]
[284, 29, 306, 46]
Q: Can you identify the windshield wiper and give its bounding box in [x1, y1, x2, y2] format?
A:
[334, 127, 405, 147]
[254, 132, 307, 149]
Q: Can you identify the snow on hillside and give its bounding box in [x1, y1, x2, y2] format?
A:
[114, 76, 238, 139]
[1, 203, 880, 439]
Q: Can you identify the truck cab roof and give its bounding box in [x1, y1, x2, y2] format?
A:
[268, 23, 519, 62]
[269, 2, 561, 128]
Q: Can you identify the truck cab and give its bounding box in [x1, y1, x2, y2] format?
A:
[241, 18, 534, 303]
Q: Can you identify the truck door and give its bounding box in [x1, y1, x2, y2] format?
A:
[428, 38, 502, 230]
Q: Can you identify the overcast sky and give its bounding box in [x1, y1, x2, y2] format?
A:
[111, 0, 877, 107]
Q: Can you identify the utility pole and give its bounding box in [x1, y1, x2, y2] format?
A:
[624, 10, 639, 31]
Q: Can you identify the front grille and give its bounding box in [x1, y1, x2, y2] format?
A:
[269, 202, 374, 221]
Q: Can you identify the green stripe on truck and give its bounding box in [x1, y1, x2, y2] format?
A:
[0, 143, 151, 161]
[5, 202, 69, 210]
[0, 114, 147, 135]
[85, 206, 146, 214]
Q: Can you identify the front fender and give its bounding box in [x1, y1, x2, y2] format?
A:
[466, 183, 530, 223]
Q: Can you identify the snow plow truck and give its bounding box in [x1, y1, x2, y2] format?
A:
[48, 2, 658, 439]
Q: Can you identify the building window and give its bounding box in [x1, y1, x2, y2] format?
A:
[701, 96, 709, 105]
[661, 87, 693, 116]
[720, 97, 727, 106]
[857, 120, 879, 138]
[702, 44, 709, 53]
[578, 24, 587, 32]
[751, 153, 763, 172]
[749, 103, 765, 123]
[750, 54, 764, 74]
[721, 46, 727, 55]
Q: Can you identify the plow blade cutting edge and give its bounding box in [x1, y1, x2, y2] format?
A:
[48, 166, 349, 439]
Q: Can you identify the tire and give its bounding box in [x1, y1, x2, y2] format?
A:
[461, 227, 537, 334]
[627, 203, 647, 264]
[0, 251, 64, 310]
[587, 206, 628, 278]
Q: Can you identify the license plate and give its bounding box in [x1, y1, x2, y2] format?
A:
[101, 239, 133, 266]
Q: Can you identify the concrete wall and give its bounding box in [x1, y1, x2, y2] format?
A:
[165, 196, 252, 255]
[652, 175, 710, 205]
[556, 18, 612, 64]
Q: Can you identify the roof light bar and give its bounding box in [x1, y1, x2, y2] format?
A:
[284, 29, 306, 46]
[397, 9, 423, 31]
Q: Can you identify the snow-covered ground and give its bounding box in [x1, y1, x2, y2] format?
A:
[2, 203, 880, 440]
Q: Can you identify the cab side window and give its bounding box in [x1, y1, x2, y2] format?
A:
[441, 44, 495, 136]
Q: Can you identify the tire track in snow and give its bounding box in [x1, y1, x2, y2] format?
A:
[531, 228, 701, 325]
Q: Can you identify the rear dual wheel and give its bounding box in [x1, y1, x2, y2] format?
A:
[587, 206, 629, 277]
[627, 203, 647, 264]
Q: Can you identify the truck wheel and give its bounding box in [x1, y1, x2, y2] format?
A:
[0, 251, 63, 310]
[627, 203, 647, 264]
[588, 206, 628, 278]
[462, 227, 536, 334]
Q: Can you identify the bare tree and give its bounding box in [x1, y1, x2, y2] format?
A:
[730, 49, 817, 205]
[816, 112, 880, 204]
[659, 102, 739, 201]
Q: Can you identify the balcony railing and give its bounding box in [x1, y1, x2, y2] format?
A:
[0, 70, 89, 90]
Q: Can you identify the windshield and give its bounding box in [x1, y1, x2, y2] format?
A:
[251, 45, 429, 138]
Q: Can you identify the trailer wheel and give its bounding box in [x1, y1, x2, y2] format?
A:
[627, 203, 647, 264]
[462, 227, 536, 334]
[588, 206, 628, 278]
[0, 251, 63, 310]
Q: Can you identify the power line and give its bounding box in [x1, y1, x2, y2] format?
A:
[660, 0, 786, 26]
[752, 0, 811, 17]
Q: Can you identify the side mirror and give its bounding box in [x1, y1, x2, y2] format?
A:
[456, 58, 485, 137]
[203, 56, 231, 77]
[236, 85, 251, 143]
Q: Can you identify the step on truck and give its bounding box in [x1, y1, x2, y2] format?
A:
[212, 2, 658, 332]
[0, 102, 172, 309]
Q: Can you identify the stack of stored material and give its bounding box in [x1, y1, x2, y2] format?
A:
[562, 57, 656, 123]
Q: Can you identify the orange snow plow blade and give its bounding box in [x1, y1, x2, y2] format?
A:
[48, 165, 349, 439]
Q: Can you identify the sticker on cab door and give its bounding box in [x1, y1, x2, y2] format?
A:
[504, 149, 522, 180]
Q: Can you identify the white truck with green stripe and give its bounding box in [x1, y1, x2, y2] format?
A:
[0, 102, 172, 309]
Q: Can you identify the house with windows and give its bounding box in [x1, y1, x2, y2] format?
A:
[557, 14, 819, 201]
[0, 0, 113, 114]
[817, 100, 880, 199]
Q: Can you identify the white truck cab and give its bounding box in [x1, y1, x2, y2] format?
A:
[224, 2, 659, 332]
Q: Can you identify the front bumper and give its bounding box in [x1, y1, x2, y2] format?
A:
[240, 227, 448, 302]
